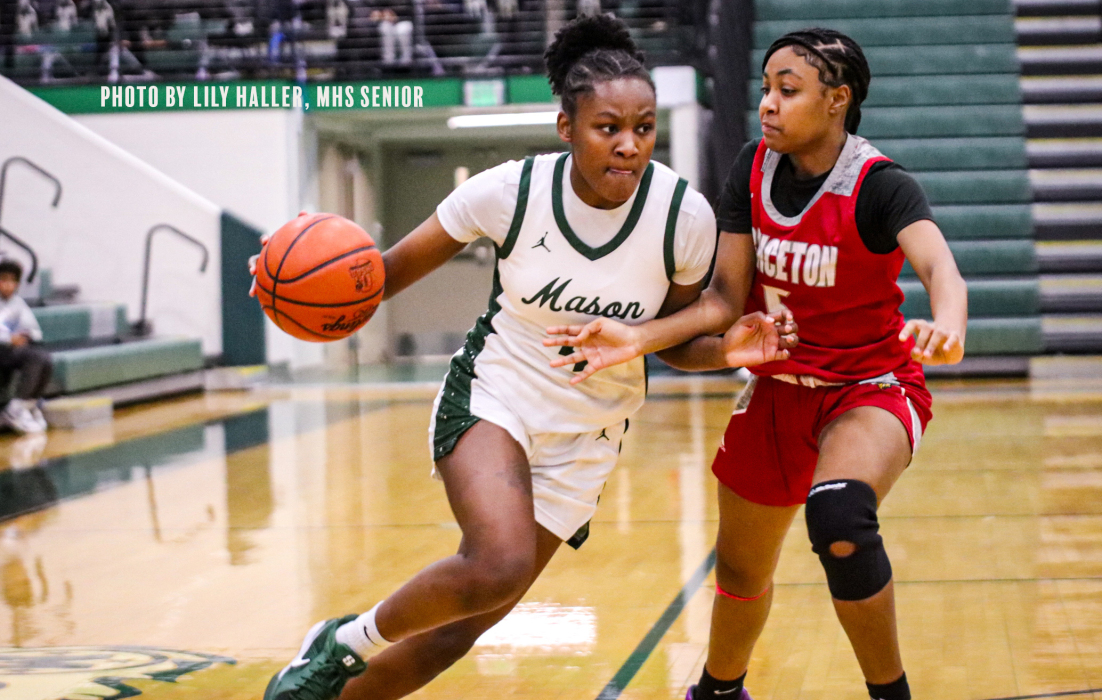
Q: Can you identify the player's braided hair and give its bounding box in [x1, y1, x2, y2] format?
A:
[544, 13, 654, 119]
[763, 28, 871, 134]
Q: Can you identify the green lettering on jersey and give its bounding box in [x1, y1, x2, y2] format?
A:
[564, 296, 587, 312]
[520, 277, 570, 311]
[521, 277, 649, 320]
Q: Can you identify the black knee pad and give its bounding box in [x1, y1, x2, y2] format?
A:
[805, 479, 892, 601]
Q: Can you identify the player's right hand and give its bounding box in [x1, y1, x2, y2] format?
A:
[722, 310, 798, 368]
[543, 318, 644, 385]
[900, 318, 965, 365]
[248, 213, 301, 297]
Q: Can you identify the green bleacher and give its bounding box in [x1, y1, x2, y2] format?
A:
[29, 293, 206, 398]
[49, 337, 203, 394]
[33, 303, 128, 345]
[753, 0, 1036, 358]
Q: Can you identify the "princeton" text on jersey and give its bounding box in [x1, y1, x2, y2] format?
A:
[752, 228, 838, 287]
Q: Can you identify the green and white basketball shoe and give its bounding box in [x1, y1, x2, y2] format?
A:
[264, 616, 366, 700]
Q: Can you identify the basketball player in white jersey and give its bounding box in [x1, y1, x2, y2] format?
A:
[260, 14, 797, 700]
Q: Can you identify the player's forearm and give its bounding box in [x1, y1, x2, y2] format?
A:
[926, 260, 969, 343]
[635, 288, 741, 357]
[655, 335, 729, 371]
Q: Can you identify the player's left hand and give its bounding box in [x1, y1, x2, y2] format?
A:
[723, 310, 798, 368]
[900, 318, 965, 365]
[543, 318, 644, 385]
[248, 213, 300, 297]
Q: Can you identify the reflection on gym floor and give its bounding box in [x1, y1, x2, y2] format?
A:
[0, 369, 1100, 700]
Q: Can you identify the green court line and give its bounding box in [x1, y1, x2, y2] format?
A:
[595, 548, 717, 700]
[592, 554, 1101, 700]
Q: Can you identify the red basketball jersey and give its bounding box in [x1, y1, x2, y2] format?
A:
[745, 135, 919, 383]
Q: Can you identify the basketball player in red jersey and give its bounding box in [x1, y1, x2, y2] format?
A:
[546, 28, 968, 700]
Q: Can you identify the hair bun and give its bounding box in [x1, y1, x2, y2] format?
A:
[545, 13, 643, 96]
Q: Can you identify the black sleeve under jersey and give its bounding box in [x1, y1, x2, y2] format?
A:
[854, 162, 936, 254]
[716, 140, 760, 234]
[715, 141, 934, 253]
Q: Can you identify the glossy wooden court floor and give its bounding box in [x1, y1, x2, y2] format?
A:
[1, 365, 1101, 700]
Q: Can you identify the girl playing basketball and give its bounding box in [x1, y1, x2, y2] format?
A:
[257, 14, 796, 700]
[545, 28, 968, 700]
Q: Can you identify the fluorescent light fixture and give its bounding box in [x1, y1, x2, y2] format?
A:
[447, 111, 559, 129]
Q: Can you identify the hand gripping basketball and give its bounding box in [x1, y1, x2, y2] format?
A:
[251, 211, 385, 342]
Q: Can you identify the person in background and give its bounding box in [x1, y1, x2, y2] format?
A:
[327, 0, 349, 38]
[55, 0, 77, 32]
[0, 259, 51, 434]
[16, 0, 38, 39]
[370, 0, 411, 64]
[89, 0, 114, 73]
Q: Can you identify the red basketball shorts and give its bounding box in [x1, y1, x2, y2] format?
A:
[711, 369, 933, 507]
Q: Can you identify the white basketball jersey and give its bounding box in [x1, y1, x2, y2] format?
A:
[461, 152, 691, 435]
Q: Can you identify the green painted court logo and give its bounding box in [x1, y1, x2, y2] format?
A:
[0, 646, 233, 699]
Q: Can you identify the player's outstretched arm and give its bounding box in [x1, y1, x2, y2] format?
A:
[544, 233, 758, 372]
[546, 308, 796, 384]
[545, 233, 798, 383]
[897, 219, 968, 365]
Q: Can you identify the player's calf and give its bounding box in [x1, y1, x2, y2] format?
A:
[804, 479, 891, 601]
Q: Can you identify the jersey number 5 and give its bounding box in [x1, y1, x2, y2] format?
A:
[761, 285, 791, 314]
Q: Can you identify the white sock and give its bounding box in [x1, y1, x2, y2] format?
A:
[334, 602, 394, 659]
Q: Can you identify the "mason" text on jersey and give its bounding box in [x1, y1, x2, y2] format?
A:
[520, 277, 647, 320]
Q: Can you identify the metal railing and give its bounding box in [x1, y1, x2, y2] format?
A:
[0, 157, 62, 284]
[136, 223, 209, 335]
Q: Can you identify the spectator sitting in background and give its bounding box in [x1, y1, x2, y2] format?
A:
[89, 0, 114, 73]
[0, 259, 51, 434]
[17, 0, 38, 38]
[91, 0, 113, 37]
[55, 0, 77, 31]
[327, 0, 349, 38]
[370, 3, 411, 64]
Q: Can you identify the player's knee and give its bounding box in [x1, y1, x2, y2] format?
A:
[457, 549, 533, 612]
[38, 349, 53, 372]
[805, 479, 892, 601]
[828, 540, 857, 558]
[714, 551, 773, 598]
[25, 346, 52, 369]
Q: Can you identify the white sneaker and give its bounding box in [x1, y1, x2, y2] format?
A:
[10, 432, 47, 468]
[29, 403, 47, 432]
[1, 400, 44, 434]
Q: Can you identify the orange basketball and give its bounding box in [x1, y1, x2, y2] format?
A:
[255, 213, 384, 342]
